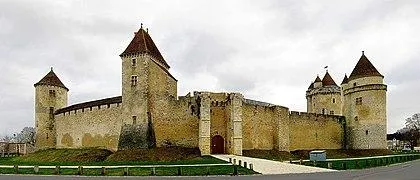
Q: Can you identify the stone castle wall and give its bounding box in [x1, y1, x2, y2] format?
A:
[289, 111, 345, 151]
[242, 103, 278, 150]
[241, 100, 290, 151]
[55, 102, 122, 151]
[147, 57, 199, 148]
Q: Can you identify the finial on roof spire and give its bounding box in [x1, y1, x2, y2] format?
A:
[146, 28, 148, 33]
[50, 67, 53, 71]
[141, 23, 143, 29]
[362, 50, 364, 55]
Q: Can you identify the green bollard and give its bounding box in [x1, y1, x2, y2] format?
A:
[54, 166, 60, 175]
[177, 167, 182, 176]
[206, 166, 210, 176]
[14, 165, 18, 174]
[233, 165, 238, 176]
[34, 165, 39, 174]
[78, 166, 83, 175]
[101, 167, 106, 176]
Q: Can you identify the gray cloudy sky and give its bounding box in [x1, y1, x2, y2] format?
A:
[0, 0, 419, 136]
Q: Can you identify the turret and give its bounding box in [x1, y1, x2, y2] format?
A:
[119, 25, 173, 126]
[34, 68, 68, 149]
[306, 71, 341, 115]
[342, 51, 387, 149]
[118, 25, 176, 149]
[313, 75, 322, 88]
[340, 74, 348, 114]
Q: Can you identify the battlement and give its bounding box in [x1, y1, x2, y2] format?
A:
[343, 84, 387, 96]
[55, 96, 122, 116]
[289, 111, 344, 123]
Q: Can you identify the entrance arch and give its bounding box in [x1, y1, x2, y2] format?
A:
[211, 135, 225, 154]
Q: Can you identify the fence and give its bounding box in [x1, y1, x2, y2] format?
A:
[0, 163, 248, 176]
[302, 154, 420, 170]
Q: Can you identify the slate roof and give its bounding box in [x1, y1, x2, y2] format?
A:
[55, 96, 122, 115]
[308, 82, 314, 89]
[322, 71, 338, 86]
[120, 27, 170, 69]
[34, 69, 68, 91]
[341, 74, 348, 85]
[314, 76, 322, 82]
[348, 52, 383, 81]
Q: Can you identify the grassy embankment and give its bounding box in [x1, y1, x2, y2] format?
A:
[0, 147, 257, 176]
[243, 149, 396, 161]
[244, 149, 420, 170]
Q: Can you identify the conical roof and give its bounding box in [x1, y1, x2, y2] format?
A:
[341, 74, 348, 85]
[314, 75, 322, 83]
[308, 82, 314, 89]
[348, 52, 383, 81]
[34, 68, 68, 91]
[322, 71, 337, 86]
[120, 27, 170, 69]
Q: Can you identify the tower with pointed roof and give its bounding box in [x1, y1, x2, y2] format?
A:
[306, 71, 342, 115]
[34, 68, 68, 149]
[342, 52, 387, 149]
[118, 25, 178, 149]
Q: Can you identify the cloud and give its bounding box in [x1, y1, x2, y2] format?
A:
[1, 0, 420, 135]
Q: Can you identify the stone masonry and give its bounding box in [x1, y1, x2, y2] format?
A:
[34, 26, 388, 154]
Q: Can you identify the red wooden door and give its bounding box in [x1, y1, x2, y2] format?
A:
[211, 135, 224, 154]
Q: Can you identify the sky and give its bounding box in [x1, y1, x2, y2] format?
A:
[0, 0, 419, 136]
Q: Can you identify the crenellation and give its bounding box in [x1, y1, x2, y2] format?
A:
[34, 26, 387, 154]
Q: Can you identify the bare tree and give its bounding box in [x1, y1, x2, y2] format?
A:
[399, 113, 420, 148]
[16, 127, 35, 144]
[0, 127, 35, 144]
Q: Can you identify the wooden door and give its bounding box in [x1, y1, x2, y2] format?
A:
[211, 135, 224, 154]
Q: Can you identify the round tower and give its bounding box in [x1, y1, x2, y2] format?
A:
[34, 68, 68, 149]
[306, 71, 342, 115]
[342, 52, 387, 149]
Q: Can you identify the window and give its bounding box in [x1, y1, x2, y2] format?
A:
[49, 90, 56, 97]
[356, 97, 363, 105]
[330, 111, 334, 115]
[355, 116, 358, 121]
[131, 75, 138, 86]
[49, 107, 54, 120]
[353, 82, 357, 87]
[132, 116, 137, 125]
[322, 108, 326, 114]
[131, 58, 137, 67]
[332, 98, 336, 103]
[365, 130, 369, 135]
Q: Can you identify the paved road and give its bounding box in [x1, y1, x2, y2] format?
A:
[1, 160, 420, 180]
[211, 154, 335, 174]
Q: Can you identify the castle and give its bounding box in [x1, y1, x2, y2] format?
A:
[34, 26, 387, 155]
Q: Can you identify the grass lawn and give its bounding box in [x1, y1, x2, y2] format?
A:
[0, 147, 257, 176]
[243, 149, 397, 161]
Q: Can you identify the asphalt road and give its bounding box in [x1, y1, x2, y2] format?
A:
[1, 160, 420, 180]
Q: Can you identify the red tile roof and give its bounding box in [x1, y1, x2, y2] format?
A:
[120, 27, 170, 69]
[348, 53, 383, 81]
[322, 71, 337, 86]
[34, 69, 68, 91]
